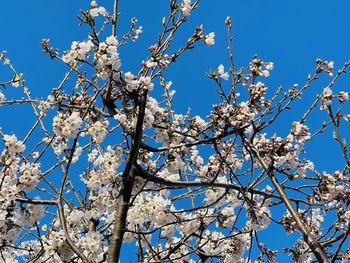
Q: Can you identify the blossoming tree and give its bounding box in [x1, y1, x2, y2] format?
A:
[1, 1, 350, 262]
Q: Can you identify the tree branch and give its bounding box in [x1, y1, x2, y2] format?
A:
[107, 91, 148, 262]
[243, 137, 328, 262]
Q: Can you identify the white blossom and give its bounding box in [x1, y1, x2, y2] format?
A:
[205, 32, 215, 46]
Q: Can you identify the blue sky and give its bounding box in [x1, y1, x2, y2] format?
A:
[1, 0, 350, 262]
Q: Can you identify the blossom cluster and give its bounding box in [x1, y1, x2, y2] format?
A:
[53, 111, 83, 140]
[2, 0, 350, 262]
[85, 146, 122, 190]
[89, 1, 107, 17]
[210, 101, 255, 132]
[181, 0, 193, 16]
[124, 72, 154, 92]
[0, 134, 44, 255]
[88, 119, 109, 143]
[95, 35, 122, 80]
[290, 121, 311, 144]
[62, 40, 94, 63]
[217, 64, 229, 80]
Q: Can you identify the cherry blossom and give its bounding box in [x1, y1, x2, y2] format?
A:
[1, 1, 350, 262]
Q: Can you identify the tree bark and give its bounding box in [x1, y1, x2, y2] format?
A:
[107, 92, 147, 262]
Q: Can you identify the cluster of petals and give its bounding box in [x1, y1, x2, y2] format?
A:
[89, 1, 107, 17]
[217, 64, 229, 80]
[62, 40, 94, 63]
[204, 32, 215, 46]
[88, 119, 109, 143]
[124, 72, 154, 92]
[290, 121, 311, 144]
[95, 35, 122, 80]
[181, 0, 192, 16]
[53, 111, 83, 140]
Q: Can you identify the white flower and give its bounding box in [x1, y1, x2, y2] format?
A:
[338, 91, 349, 103]
[18, 162, 40, 191]
[62, 50, 76, 63]
[193, 115, 206, 128]
[218, 64, 229, 80]
[62, 40, 94, 63]
[94, 36, 121, 79]
[72, 146, 83, 163]
[105, 35, 119, 47]
[265, 62, 274, 71]
[67, 209, 85, 225]
[88, 120, 109, 143]
[132, 26, 143, 41]
[3, 134, 26, 154]
[89, 1, 107, 17]
[145, 58, 158, 68]
[98, 6, 107, 16]
[290, 121, 311, 144]
[328, 61, 334, 69]
[139, 76, 154, 91]
[344, 210, 350, 220]
[181, 0, 192, 16]
[80, 231, 103, 255]
[204, 32, 215, 46]
[90, 1, 97, 8]
[246, 206, 271, 231]
[89, 8, 99, 17]
[322, 86, 333, 98]
[260, 69, 270, 77]
[224, 234, 250, 262]
[53, 111, 83, 140]
[38, 101, 50, 116]
[143, 109, 155, 129]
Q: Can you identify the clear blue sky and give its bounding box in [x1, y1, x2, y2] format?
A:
[1, 0, 350, 262]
